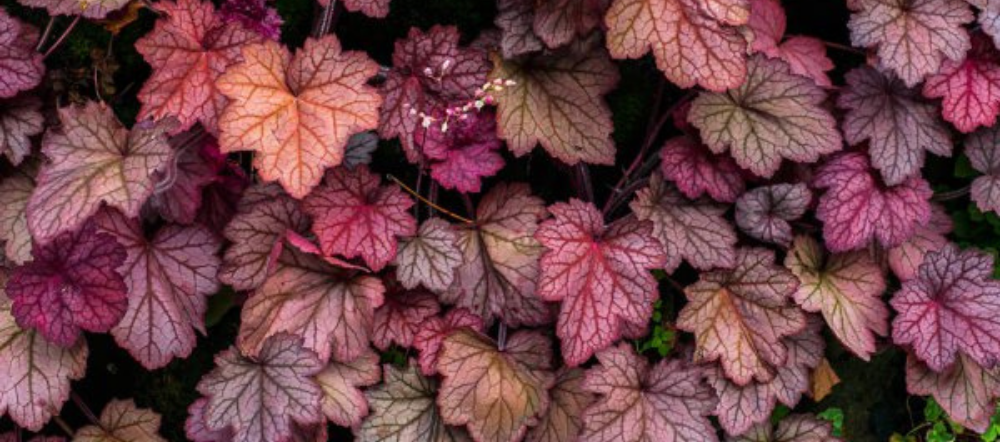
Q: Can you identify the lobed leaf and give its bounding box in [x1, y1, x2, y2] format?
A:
[906, 353, 1000, 433]
[966, 124, 1000, 214]
[527, 368, 593, 442]
[888, 205, 952, 280]
[0, 9, 43, 98]
[658, 134, 745, 204]
[924, 33, 1000, 133]
[0, 95, 43, 165]
[0, 164, 36, 264]
[372, 286, 440, 350]
[729, 413, 842, 442]
[73, 399, 167, 442]
[413, 308, 485, 376]
[735, 184, 812, 247]
[394, 218, 462, 293]
[356, 362, 470, 442]
[317, 349, 381, 427]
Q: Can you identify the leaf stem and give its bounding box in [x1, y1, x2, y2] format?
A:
[931, 185, 970, 202]
[51, 415, 74, 438]
[35, 16, 56, 52]
[42, 15, 81, 60]
[822, 40, 866, 56]
[387, 174, 474, 224]
[312, 0, 337, 37]
[412, 165, 424, 219]
[70, 391, 101, 427]
[497, 323, 508, 351]
[574, 163, 594, 202]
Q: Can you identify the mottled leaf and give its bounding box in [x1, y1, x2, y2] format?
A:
[813, 152, 933, 252]
[356, 362, 470, 442]
[0, 9, 43, 98]
[216, 36, 381, 198]
[658, 134, 745, 203]
[238, 245, 384, 362]
[7, 222, 128, 347]
[966, 124, 1000, 214]
[839, 66, 953, 185]
[303, 166, 416, 271]
[631, 172, 737, 272]
[891, 245, 1000, 371]
[604, 0, 748, 91]
[848, 0, 972, 87]
[317, 349, 380, 427]
[0, 300, 87, 431]
[581, 343, 718, 442]
[135, 0, 263, 133]
[94, 207, 221, 369]
[413, 308, 485, 376]
[443, 183, 551, 327]
[0, 95, 43, 165]
[73, 399, 167, 442]
[394, 218, 462, 292]
[906, 353, 1000, 433]
[372, 286, 440, 350]
[379, 26, 489, 162]
[196, 334, 323, 442]
[785, 235, 888, 360]
[735, 184, 812, 247]
[490, 37, 618, 165]
[677, 247, 806, 385]
[537, 199, 666, 365]
[527, 368, 592, 442]
[688, 55, 841, 178]
[438, 329, 554, 442]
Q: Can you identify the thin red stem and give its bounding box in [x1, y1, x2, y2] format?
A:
[42, 15, 81, 59]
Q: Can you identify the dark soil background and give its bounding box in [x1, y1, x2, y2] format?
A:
[0, 0, 988, 440]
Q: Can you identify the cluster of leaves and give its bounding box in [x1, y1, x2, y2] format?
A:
[6, 0, 1000, 440]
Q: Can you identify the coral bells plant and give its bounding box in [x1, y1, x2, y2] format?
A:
[12, 0, 1000, 441]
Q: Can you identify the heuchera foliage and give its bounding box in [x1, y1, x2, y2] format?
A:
[11, 0, 1000, 440]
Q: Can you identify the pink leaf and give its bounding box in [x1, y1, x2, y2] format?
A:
[74, 399, 167, 442]
[379, 26, 489, 162]
[414, 108, 505, 193]
[356, 362, 471, 442]
[776, 37, 834, 88]
[0, 95, 43, 165]
[747, 0, 833, 87]
[839, 67, 953, 186]
[135, 0, 263, 134]
[372, 285, 440, 350]
[0, 165, 36, 264]
[735, 184, 812, 247]
[730, 413, 842, 442]
[532, 0, 609, 49]
[413, 308, 485, 376]
[966, 124, 1000, 214]
[186, 398, 232, 442]
[581, 343, 718, 442]
[197, 334, 323, 442]
[711, 319, 824, 436]
[785, 235, 888, 360]
[495, 0, 544, 58]
[814, 152, 933, 252]
[218, 184, 311, 291]
[7, 221, 128, 346]
[906, 353, 1000, 433]
[677, 247, 806, 385]
[888, 205, 952, 280]
[0, 300, 87, 431]
[339, 0, 391, 18]
[923, 33, 1000, 133]
[394, 218, 462, 292]
[93, 207, 222, 369]
[303, 166, 416, 271]
[317, 349, 381, 427]
[437, 329, 554, 442]
[658, 135, 746, 203]
[891, 245, 1000, 372]
[688, 55, 842, 178]
[15, 0, 129, 18]
[0, 9, 43, 98]
[238, 244, 384, 363]
[443, 183, 551, 327]
[536, 199, 666, 365]
[26, 103, 176, 244]
[631, 172, 737, 272]
[849, 0, 972, 87]
[527, 367, 593, 442]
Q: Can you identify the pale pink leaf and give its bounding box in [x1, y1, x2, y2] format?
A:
[0, 95, 43, 165]
[735, 184, 812, 247]
[527, 368, 593, 442]
[0, 10, 43, 97]
[394, 218, 462, 292]
[73, 399, 167, 442]
[15, 0, 129, 18]
[966, 124, 1000, 214]
[356, 362, 471, 442]
[906, 353, 1000, 433]
[0, 166, 35, 264]
[888, 205, 952, 280]
[729, 414, 842, 442]
[317, 349, 381, 427]
[372, 286, 440, 350]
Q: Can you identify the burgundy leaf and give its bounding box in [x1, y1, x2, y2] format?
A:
[677, 247, 805, 385]
[437, 329, 554, 442]
[658, 134, 746, 204]
[891, 245, 1000, 371]
[413, 308, 485, 376]
[443, 183, 551, 327]
[735, 184, 812, 247]
[839, 66, 953, 186]
[814, 152, 933, 252]
[196, 334, 323, 442]
[0, 9, 43, 98]
[379, 26, 490, 162]
[7, 222, 128, 346]
[631, 172, 737, 272]
[147, 135, 219, 225]
[581, 343, 719, 442]
[414, 108, 504, 193]
[94, 207, 221, 369]
[317, 349, 380, 427]
[372, 285, 440, 350]
[219, 0, 282, 40]
[303, 166, 416, 272]
[27, 103, 176, 244]
[536, 199, 666, 365]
